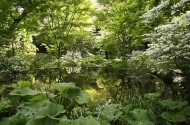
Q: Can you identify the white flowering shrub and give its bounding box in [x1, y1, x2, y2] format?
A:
[0, 55, 31, 83]
[138, 0, 189, 74]
[144, 10, 190, 73]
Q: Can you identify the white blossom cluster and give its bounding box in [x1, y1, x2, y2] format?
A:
[61, 51, 82, 73]
[171, 0, 190, 9]
[171, 0, 190, 15]
[61, 51, 82, 63]
[65, 67, 81, 74]
[140, 0, 170, 24]
[172, 11, 190, 26]
[141, 0, 190, 23]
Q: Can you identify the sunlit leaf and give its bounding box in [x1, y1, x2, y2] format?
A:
[29, 93, 56, 101]
[10, 87, 40, 96]
[17, 81, 32, 88]
[75, 90, 90, 104]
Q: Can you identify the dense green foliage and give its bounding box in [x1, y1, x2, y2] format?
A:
[0, 0, 190, 124]
[1, 81, 190, 125]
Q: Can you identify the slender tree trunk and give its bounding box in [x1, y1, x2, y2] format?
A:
[105, 50, 109, 59]
[11, 41, 15, 57]
[57, 44, 62, 83]
[121, 37, 126, 61]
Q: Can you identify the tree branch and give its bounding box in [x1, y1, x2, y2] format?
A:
[7, 10, 28, 34]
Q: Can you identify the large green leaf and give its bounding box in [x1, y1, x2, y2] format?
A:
[10, 87, 40, 96]
[126, 109, 155, 125]
[17, 108, 35, 119]
[26, 116, 59, 125]
[122, 104, 132, 114]
[63, 88, 81, 99]
[128, 109, 148, 120]
[2, 114, 30, 125]
[29, 93, 56, 101]
[58, 118, 72, 125]
[0, 85, 6, 94]
[127, 120, 155, 125]
[36, 102, 65, 118]
[100, 105, 123, 122]
[182, 106, 190, 117]
[160, 99, 188, 110]
[161, 111, 186, 122]
[75, 90, 90, 104]
[0, 98, 12, 111]
[19, 99, 51, 109]
[17, 100, 52, 118]
[99, 120, 111, 125]
[71, 116, 100, 125]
